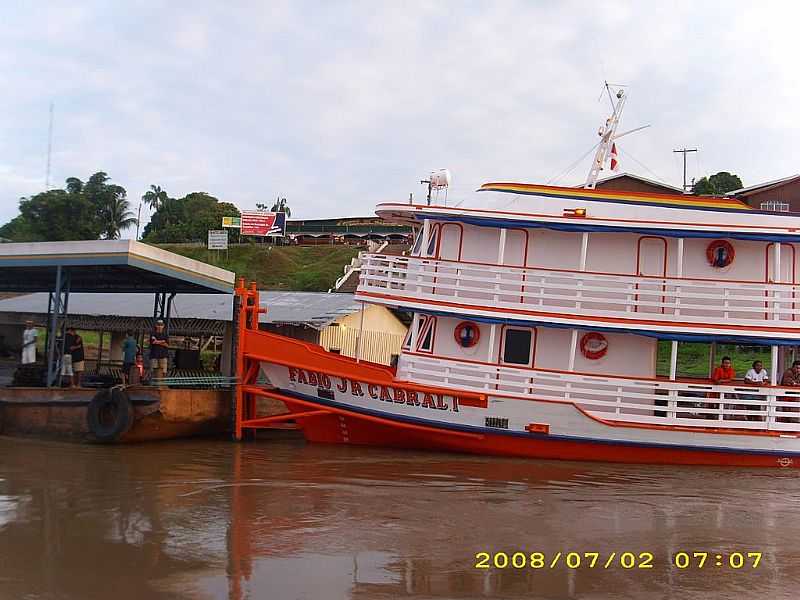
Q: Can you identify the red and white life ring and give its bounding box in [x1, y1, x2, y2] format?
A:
[580, 332, 608, 360]
[706, 240, 735, 268]
[454, 321, 480, 348]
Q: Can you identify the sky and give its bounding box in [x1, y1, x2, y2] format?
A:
[2, 0, 800, 233]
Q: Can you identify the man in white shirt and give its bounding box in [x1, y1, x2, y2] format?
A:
[743, 360, 770, 422]
[21, 320, 37, 365]
[744, 360, 770, 385]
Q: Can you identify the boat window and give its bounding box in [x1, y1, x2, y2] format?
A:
[417, 316, 436, 353]
[425, 225, 439, 257]
[502, 328, 532, 366]
[403, 315, 436, 352]
[401, 326, 413, 350]
[411, 229, 423, 256]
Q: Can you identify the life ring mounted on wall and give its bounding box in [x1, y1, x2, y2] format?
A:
[706, 240, 735, 268]
[454, 321, 480, 348]
[580, 332, 608, 360]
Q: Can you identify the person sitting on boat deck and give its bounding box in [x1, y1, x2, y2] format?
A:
[742, 360, 770, 421]
[712, 356, 735, 384]
[780, 360, 800, 386]
[121, 330, 138, 385]
[66, 327, 85, 388]
[779, 360, 800, 422]
[149, 320, 170, 383]
[706, 356, 736, 418]
[745, 360, 770, 385]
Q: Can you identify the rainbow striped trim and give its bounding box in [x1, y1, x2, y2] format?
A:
[478, 182, 752, 212]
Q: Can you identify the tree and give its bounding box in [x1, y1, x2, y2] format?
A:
[0, 214, 38, 241]
[0, 171, 131, 242]
[101, 195, 138, 239]
[270, 196, 291, 217]
[142, 192, 240, 243]
[65, 177, 84, 195]
[142, 185, 169, 211]
[692, 172, 743, 196]
[78, 172, 135, 239]
[15, 189, 103, 240]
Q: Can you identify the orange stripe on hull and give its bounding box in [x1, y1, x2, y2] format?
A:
[294, 408, 799, 469]
[252, 391, 800, 469]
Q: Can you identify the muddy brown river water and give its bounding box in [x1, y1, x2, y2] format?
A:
[0, 435, 798, 599]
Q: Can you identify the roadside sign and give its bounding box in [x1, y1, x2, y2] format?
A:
[208, 230, 228, 250]
[222, 216, 241, 228]
[241, 211, 287, 236]
[271, 212, 287, 236]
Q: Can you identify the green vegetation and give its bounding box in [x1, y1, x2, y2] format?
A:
[656, 341, 772, 379]
[160, 244, 360, 291]
[142, 190, 239, 243]
[692, 171, 743, 196]
[0, 172, 136, 241]
[141, 186, 292, 243]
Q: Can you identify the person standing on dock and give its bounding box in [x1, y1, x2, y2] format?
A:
[21, 320, 37, 365]
[121, 330, 138, 385]
[149, 320, 170, 383]
[66, 327, 85, 388]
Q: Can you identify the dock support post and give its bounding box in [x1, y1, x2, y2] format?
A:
[165, 292, 176, 336]
[46, 266, 71, 387]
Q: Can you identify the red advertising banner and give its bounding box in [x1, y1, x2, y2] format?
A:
[240, 211, 277, 236]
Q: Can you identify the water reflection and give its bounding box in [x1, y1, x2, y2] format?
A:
[0, 436, 799, 599]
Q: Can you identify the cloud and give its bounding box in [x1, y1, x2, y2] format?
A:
[2, 0, 799, 231]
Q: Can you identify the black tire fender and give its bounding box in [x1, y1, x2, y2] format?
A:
[87, 386, 134, 443]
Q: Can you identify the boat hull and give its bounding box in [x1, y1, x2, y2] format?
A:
[237, 326, 800, 469]
[269, 387, 800, 469]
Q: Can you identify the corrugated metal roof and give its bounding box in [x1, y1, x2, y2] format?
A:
[258, 291, 361, 329]
[0, 290, 359, 330]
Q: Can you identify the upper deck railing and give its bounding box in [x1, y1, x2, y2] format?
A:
[357, 254, 800, 330]
[398, 352, 800, 433]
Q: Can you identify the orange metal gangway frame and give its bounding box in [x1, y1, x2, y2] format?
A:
[232, 279, 486, 441]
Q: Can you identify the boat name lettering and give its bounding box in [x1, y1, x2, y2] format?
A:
[287, 367, 459, 412]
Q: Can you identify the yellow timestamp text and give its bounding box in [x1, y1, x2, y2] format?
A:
[473, 551, 763, 570]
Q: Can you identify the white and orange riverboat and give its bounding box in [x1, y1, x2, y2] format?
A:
[234, 88, 800, 468]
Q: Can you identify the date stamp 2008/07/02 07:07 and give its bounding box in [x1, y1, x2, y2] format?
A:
[474, 551, 763, 570]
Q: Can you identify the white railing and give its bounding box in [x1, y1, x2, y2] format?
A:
[358, 254, 800, 327]
[398, 354, 800, 432]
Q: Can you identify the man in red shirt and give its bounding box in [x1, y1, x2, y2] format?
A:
[712, 356, 735, 384]
[707, 356, 736, 419]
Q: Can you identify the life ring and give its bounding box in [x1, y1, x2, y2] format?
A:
[580, 332, 608, 360]
[454, 321, 480, 348]
[706, 240, 735, 268]
[87, 386, 134, 443]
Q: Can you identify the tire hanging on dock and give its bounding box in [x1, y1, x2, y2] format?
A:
[87, 386, 134, 443]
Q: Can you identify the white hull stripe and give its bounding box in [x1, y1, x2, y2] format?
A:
[276, 387, 800, 458]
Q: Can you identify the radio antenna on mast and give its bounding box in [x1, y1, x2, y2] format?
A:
[584, 83, 649, 189]
[45, 102, 54, 190]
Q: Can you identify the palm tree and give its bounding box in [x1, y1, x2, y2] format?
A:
[142, 185, 168, 212]
[102, 196, 138, 239]
[270, 196, 291, 217]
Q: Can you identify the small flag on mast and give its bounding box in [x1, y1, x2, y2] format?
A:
[610, 143, 619, 171]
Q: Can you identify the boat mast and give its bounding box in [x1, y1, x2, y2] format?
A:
[584, 83, 626, 189]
